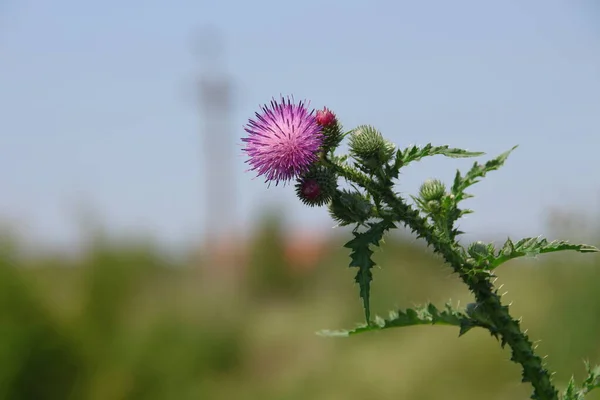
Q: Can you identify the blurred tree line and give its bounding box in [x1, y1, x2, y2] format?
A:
[0, 209, 598, 400]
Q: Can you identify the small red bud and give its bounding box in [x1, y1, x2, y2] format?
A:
[301, 179, 321, 200]
[295, 166, 337, 207]
[316, 107, 336, 127]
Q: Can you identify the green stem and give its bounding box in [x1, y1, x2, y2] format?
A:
[325, 157, 559, 399]
[382, 192, 559, 400]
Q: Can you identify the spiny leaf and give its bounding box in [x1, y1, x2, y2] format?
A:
[562, 377, 579, 400]
[443, 146, 518, 239]
[490, 236, 599, 269]
[561, 361, 600, 399]
[387, 144, 483, 179]
[317, 302, 479, 337]
[344, 220, 395, 323]
[579, 361, 600, 396]
[451, 145, 517, 202]
[396, 144, 484, 168]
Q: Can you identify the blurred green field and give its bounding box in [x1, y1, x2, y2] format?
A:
[0, 212, 599, 400]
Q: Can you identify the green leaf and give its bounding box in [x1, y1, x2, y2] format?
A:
[490, 236, 599, 269]
[442, 146, 518, 239]
[451, 145, 517, 202]
[317, 302, 478, 337]
[561, 361, 600, 399]
[579, 361, 600, 396]
[343, 220, 395, 323]
[385, 144, 483, 180]
[397, 144, 484, 167]
[562, 377, 579, 400]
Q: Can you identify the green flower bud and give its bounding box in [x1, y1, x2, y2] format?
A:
[468, 241, 490, 260]
[426, 200, 441, 212]
[348, 125, 394, 166]
[295, 166, 338, 207]
[419, 179, 446, 202]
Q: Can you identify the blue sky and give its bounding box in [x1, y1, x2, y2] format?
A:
[1, 0, 599, 249]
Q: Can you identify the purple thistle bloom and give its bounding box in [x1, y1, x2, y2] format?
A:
[242, 96, 324, 185]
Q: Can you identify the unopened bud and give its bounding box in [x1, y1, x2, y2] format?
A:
[348, 125, 394, 170]
[419, 179, 446, 202]
[295, 166, 337, 207]
[468, 241, 490, 260]
[349, 125, 385, 159]
[316, 107, 343, 153]
[316, 107, 336, 127]
[426, 200, 441, 212]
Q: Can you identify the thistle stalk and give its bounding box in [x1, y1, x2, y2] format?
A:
[241, 96, 599, 400]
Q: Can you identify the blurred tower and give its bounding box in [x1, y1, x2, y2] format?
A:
[195, 27, 238, 269]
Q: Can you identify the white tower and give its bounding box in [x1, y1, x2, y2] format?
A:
[195, 27, 238, 267]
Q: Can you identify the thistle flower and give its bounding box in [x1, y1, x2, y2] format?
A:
[242, 96, 324, 185]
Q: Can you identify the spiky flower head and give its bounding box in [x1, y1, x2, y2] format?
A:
[348, 125, 395, 170]
[242, 96, 324, 185]
[468, 241, 490, 260]
[419, 179, 446, 202]
[348, 125, 385, 159]
[295, 166, 337, 207]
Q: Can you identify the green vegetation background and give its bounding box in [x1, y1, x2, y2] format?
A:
[0, 210, 598, 400]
